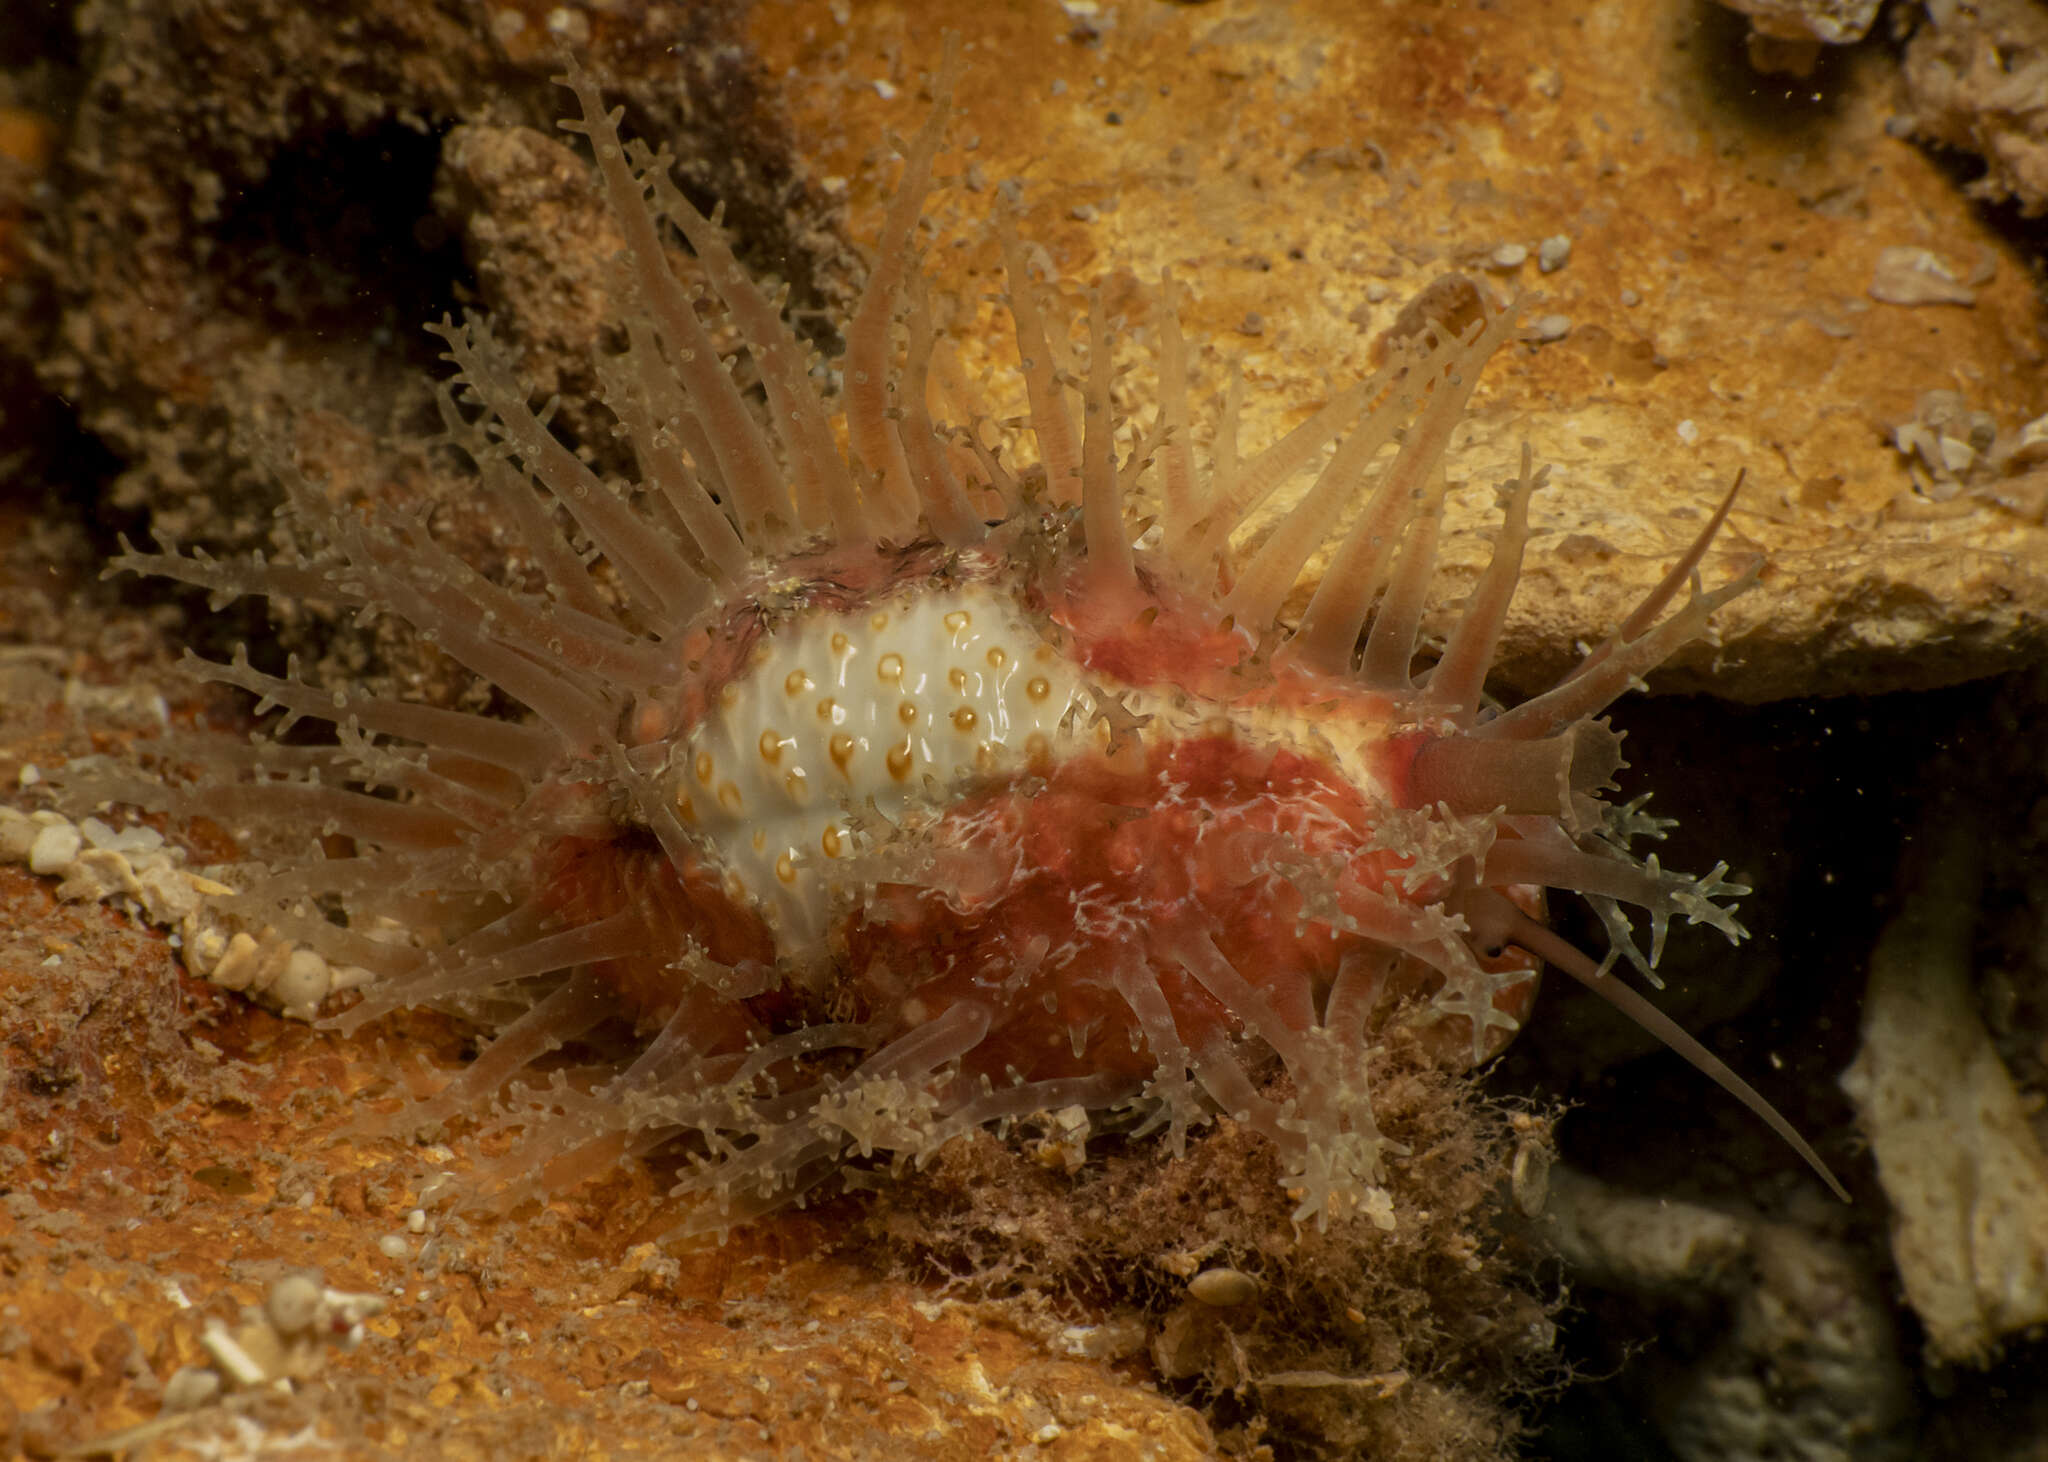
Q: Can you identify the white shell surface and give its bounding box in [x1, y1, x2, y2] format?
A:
[667, 582, 1086, 942]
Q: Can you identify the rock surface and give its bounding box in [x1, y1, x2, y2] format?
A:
[1844, 815, 2048, 1365]
[7, 0, 2048, 1458]
[762, 0, 2048, 701]
[0, 853, 1218, 1460]
[1539, 1166, 1913, 1461]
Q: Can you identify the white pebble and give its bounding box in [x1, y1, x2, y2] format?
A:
[1489, 243, 1529, 270]
[265, 1273, 325, 1336]
[97, 819, 164, 854]
[1188, 1267, 1262, 1307]
[1537, 234, 1572, 273]
[0, 807, 36, 862]
[406, 1208, 427, 1234]
[133, 862, 201, 924]
[544, 7, 589, 45]
[271, 948, 332, 1018]
[28, 821, 82, 876]
[210, 932, 262, 992]
[1870, 245, 1977, 307]
[1530, 313, 1572, 342]
[161, 1365, 222, 1412]
[1677, 419, 1701, 444]
[378, 1235, 412, 1260]
[183, 925, 229, 979]
[1512, 1139, 1553, 1218]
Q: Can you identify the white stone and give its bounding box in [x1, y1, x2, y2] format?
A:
[160, 1365, 221, 1412]
[270, 948, 332, 1019]
[264, 1274, 325, 1337]
[1869, 245, 1976, 307]
[27, 820, 81, 876]
[210, 931, 262, 992]
[0, 806, 37, 862]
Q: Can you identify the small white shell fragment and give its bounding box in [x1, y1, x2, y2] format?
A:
[198, 1320, 271, 1388]
[1188, 1266, 1262, 1307]
[1055, 1313, 1149, 1359]
[2010, 414, 2048, 467]
[68, 848, 144, 902]
[1869, 246, 1977, 307]
[210, 932, 262, 992]
[378, 1234, 412, 1260]
[249, 938, 294, 995]
[1512, 1138, 1552, 1218]
[1488, 243, 1529, 270]
[315, 1283, 386, 1339]
[270, 948, 332, 1018]
[133, 862, 202, 923]
[264, 1273, 325, 1337]
[407, 1208, 428, 1234]
[181, 923, 229, 979]
[28, 820, 82, 875]
[328, 963, 376, 994]
[0, 806, 37, 861]
[1530, 313, 1572, 343]
[80, 816, 166, 855]
[1031, 1103, 1093, 1173]
[1537, 234, 1572, 273]
[160, 1364, 222, 1412]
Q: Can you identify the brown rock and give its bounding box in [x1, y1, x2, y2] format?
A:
[0, 870, 1217, 1459]
[1902, 0, 2048, 219]
[8, 1, 2048, 1457]
[764, 0, 2048, 700]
